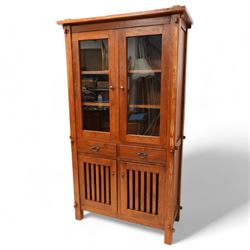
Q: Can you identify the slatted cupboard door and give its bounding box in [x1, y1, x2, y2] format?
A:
[120, 161, 165, 228]
[78, 155, 117, 213]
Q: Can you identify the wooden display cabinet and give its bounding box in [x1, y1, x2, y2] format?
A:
[57, 5, 192, 244]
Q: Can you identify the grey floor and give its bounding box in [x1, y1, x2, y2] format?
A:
[84, 146, 249, 243]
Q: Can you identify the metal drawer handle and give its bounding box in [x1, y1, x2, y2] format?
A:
[91, 145, 100, 152]
[137, 152, 147, 159]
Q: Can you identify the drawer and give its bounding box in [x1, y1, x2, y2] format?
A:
[119, 145, 166, 164]
[77, 140, 117, 158]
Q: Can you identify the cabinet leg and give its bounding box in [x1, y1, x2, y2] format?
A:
[164, 224, 174, 245]
[74, 202, 83, 220]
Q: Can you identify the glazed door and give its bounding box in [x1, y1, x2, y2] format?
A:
[119, 26, 168, 145]
[72, 30, 118, 140]
[78, 155, 117, 213]
[120, 161, 164, 228]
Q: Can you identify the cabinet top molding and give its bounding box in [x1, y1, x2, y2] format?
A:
[57, 5, 193, 28]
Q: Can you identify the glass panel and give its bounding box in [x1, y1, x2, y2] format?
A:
[127, 35, 162, 136]
[79, 39, 110, 132]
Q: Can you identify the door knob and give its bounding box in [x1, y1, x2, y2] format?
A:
[109, 85, 114, 90]
[120, 86, 125, 90]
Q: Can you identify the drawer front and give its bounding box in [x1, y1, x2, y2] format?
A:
[119, 145, 166, 164]
[77, 140, 117, 158]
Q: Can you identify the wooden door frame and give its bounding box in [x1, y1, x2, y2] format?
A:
[78, 154, 117, 213]
[72, 30, 118, 141]
[119, 161, 165, 228]
[118, 25, 168, 145]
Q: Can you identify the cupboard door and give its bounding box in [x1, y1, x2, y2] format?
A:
[120, 161, 164, 227]
[119, 26, 168, 145]
[72, 30, 118, 141]
[78, 155, 117, 213]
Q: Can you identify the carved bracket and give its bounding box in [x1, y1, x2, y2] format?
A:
[167, 225, 176, 233]
[69, 135, 75, 144]
[171, 14, 180, 24]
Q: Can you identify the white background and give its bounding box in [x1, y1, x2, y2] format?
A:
[0, 0, 249, 249]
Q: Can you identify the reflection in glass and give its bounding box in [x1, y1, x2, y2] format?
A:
[128, 108, 160, 136]
[127, 35, 162, 136]
[127, 35, 162, 70]
[80, 39, 108, 71]
[79, 39, 110, 132]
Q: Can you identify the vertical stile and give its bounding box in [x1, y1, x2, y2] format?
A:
[86, 163, 91, 200]
[105, 166, 110, 204]
[152, 172, 157, 214]
[126, 169, 129, 209]
[135, 171, 139, 211]
[156, 173, 159, 214]
[95, 164, 100, 202]
[101, 165, 105, 203]
[146, 172, 151, 213]
[129, 169, 134, 209]
[89, 163, 92, 199]
[140, 171, 145, 212]
[91, 164, 96, 201]
[83, 162, 87, 199]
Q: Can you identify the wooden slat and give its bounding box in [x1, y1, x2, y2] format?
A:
[105, 166, 110, 204]
[91, 164, 96, 201]
[146, 172, 151, 213]
[134, 171, 139, 211]
[101, 165, 105, 203]
[140, 171, 145, 212]
[95, 164, 100, 202]
[129, 169, 134, 209]
[83, 102, 110, 107]
[79, 163, 85, 201]
[128, 104, 160, 109]
[81, 70, 109, 75]
[128, 69, 161, 74]
[86, 163, 91, 200]
[152, 173, 157, 214]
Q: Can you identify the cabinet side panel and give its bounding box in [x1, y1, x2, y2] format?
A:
[64, 25, 83, 219]
[175, 28, 185, 142]
[173, 26, 188, 221]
